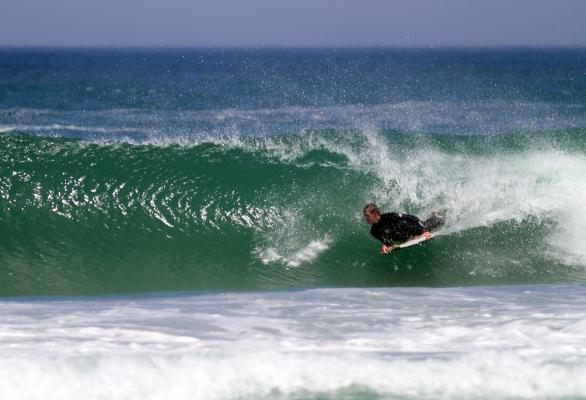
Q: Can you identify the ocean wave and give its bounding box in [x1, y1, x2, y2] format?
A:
[1, 130, 585, 295]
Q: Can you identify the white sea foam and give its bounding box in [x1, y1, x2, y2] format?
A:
[0, 285, 585, 399]
[382, 144, 586, 266]
[257, 238, 331, 268]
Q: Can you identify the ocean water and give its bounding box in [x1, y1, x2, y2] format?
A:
[1, 47, 586, 399]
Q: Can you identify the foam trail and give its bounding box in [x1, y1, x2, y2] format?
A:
[257, 238, 331, 268]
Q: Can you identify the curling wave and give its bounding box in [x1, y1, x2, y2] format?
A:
[1, 129, 586, 295]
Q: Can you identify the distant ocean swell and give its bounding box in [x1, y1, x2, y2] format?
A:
[1, 129, 586, 295]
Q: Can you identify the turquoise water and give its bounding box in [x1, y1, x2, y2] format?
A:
[1, 48, 586, 398]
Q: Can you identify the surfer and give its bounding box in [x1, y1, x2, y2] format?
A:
[363, 203, 445, 254]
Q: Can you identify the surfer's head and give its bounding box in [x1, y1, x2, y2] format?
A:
[363, 203, 381, 224]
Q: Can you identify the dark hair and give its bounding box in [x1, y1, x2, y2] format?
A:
[363, 203, 380, 215]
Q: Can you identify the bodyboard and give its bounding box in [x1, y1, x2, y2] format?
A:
[395, 233, 434, 250]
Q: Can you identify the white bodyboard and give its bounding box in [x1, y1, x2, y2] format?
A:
[396, 233, 434, 250]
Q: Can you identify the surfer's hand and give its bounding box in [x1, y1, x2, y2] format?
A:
[380, 244, 396, 254]
[422, 231, 432, 239]
[380, 244, 390, 254]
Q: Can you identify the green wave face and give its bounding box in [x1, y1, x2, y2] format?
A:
[1, 130, 586, 295]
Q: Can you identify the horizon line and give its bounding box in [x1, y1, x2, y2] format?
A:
[1, 44, 586, 51]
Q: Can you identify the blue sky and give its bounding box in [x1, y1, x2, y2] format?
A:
[2, 0, 585, 47]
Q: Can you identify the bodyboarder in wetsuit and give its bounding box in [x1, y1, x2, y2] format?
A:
[363, 203, 445, 254]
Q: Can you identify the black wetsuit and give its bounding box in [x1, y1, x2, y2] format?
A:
[370, 212, 444, 245]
